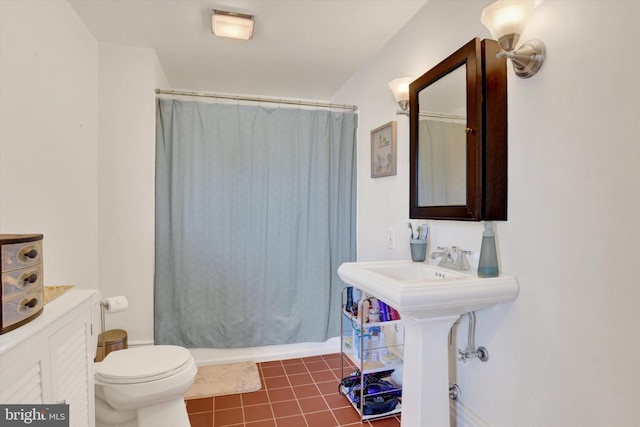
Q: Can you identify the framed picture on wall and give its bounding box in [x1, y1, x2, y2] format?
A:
[370, 121, 397, 178]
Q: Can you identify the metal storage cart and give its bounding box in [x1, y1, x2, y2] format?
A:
[339, 287, 404, 422]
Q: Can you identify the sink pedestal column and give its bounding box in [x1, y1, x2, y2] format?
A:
[400, 314, 459, 427]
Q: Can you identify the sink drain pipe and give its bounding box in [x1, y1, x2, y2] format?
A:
[457, 311, 489, 363]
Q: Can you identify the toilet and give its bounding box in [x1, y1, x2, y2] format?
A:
[94, 345, 198, 427]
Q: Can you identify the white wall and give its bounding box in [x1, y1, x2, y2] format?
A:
[0, 1, 166, 345]
[0, 0, 99, 289]
[333, 0, 490, 266]
[97, 44, 168, 345]
[332, 0, 640, 425]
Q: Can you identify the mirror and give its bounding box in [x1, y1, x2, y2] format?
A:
[409, 38, 507, 221]
[417, 65, 467, 206]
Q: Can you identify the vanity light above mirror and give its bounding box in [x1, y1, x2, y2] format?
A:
[481, 0, 546, 78]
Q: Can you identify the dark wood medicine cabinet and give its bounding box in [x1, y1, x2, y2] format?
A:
[409, 37, 507, 221]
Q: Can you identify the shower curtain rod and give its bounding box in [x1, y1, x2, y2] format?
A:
[419, 111, 465, 121]
[155, 89, 358, 112]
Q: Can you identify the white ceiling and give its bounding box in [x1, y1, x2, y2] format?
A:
[68, 0, 427, 101]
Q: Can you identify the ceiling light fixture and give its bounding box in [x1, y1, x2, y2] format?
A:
[211, 9, 255, 40]
[389, 77, 413, 116]
[481, 0, 545, 78]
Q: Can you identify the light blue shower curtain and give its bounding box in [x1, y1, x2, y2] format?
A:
[154, 98, 357, 348]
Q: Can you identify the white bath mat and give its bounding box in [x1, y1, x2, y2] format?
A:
[184, 361, 261, 400]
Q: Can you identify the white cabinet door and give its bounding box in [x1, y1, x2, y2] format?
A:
[49, 310, 94, 427]
[0, 289, 98, 427]
[0, 338, 47, 404]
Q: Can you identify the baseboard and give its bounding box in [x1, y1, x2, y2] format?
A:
[183, 337, 341, 366]
[125, 338, 342, 365]
[450, 401, 491, 427]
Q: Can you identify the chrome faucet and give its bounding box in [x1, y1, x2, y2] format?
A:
[453, 246, 471, 270]
[430, 246, 454, 266]
[429, 246, 471, 271]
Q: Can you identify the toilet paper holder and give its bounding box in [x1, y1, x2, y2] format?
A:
[97, 295, 128, 362]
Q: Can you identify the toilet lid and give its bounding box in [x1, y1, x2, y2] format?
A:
[96, 345, 193, 384]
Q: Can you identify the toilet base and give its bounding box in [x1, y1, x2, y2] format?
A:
[96, 418, 137, 427]
[96, 396, 189, 427]
[137, 397, 190, 427]
[95, 392, 137, 427]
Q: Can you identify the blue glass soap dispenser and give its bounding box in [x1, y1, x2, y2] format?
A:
[478, 221, 499, 277]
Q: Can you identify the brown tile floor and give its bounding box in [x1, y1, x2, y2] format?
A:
[186, 353, 401, 427]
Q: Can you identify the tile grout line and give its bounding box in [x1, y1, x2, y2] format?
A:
[283, 360, 311, 427]
[188, 354, 400, 427]
[256, 361, 277, 427]
[301, 357, 342, 427]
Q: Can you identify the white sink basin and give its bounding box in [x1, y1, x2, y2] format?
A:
[338, 261, 519, 427]
[362, 262, 466, 281]
[337, 260, 518, 319]
[337, 259, 519, 427]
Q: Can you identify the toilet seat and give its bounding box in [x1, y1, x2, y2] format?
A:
[96, 345, 193, 384]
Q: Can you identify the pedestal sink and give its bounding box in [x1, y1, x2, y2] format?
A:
[337, 260, 518, 427]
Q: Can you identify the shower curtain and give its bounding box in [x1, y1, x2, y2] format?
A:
[154, 98, 357, 348]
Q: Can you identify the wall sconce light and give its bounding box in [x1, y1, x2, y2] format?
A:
[211, 9, 255, 40]
[389, 77, 413, 116]
[480, 0, 545, 78]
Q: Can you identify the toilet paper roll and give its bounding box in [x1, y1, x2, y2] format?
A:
[101, 295, 128, 314]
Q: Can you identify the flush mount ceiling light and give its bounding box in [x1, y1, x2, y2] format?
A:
[389, 77, 413, 116]
[211, 9, 255, 40]
[481, 0, 545, 78]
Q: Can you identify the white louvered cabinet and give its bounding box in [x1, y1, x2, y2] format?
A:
[0, 289, 100, 427]
[0, 338, 46, 404]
